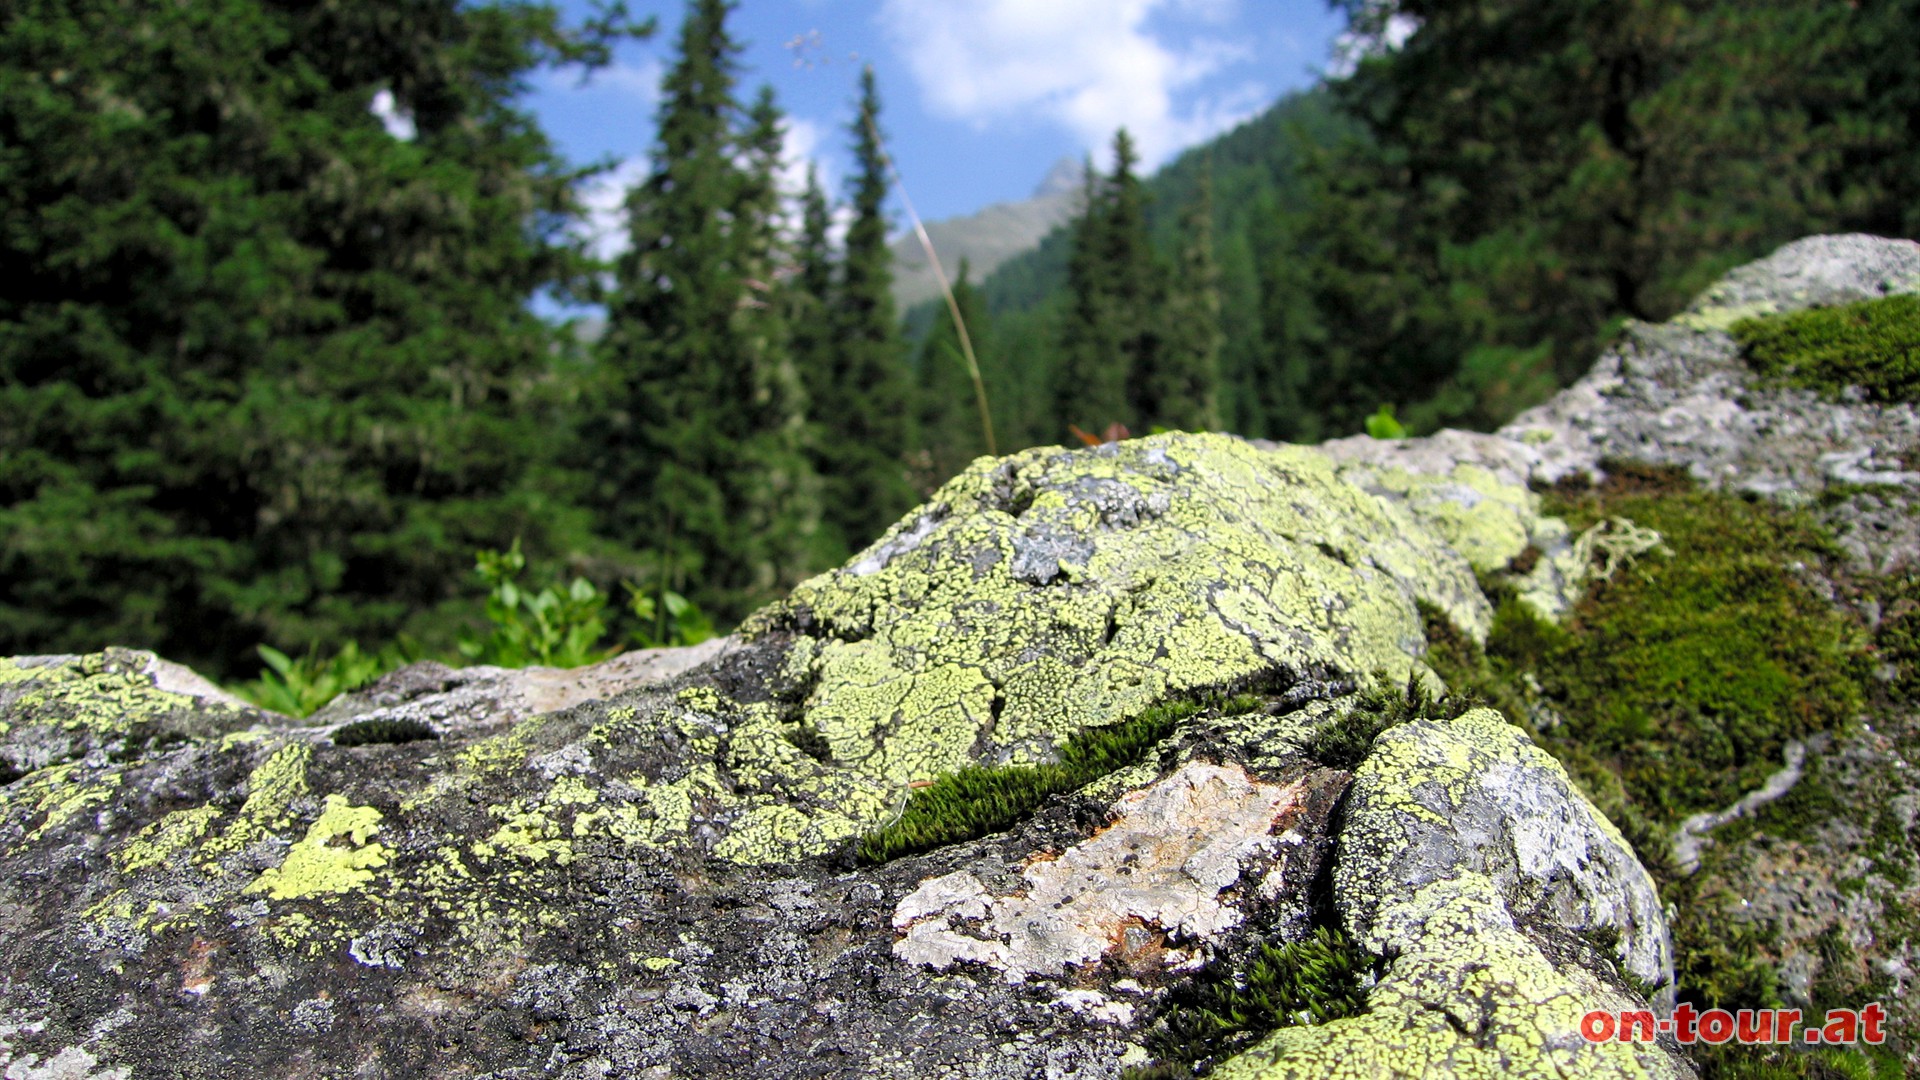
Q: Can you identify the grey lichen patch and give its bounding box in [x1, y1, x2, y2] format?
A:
[892, 761, 1312, 982]
[751, 433, 1488, 793]
[1205, 708, 1688, 1079]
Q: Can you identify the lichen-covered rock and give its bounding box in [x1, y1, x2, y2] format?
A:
[1210, 710, 1682, 1079]
[0, 429, 1684, 1078]
[1501, 233, 1920, 575]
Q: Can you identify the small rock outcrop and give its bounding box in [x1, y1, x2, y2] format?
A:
[17, 232, 1917, 1077]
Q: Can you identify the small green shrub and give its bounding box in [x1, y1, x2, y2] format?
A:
[1364, 403, 1407, 439]
[1730, 293, 1920, 404]
[624, 582, 716, 649]
[332, 717, 439, 747]
[458, 539, 618, 669]
[1139, 925, 1381, 1076]
[854, 694, 1251, 864]
[231, 639, 411, 718]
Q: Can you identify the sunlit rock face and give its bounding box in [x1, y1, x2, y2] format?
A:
[28, 228, 1919, 1077]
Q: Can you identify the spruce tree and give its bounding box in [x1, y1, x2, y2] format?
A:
[1152, 163, 1224, 432]
[597, 0, 814, 622]
[790, 165, 837, 438]
[1055, 130, 1167, 440]
[820, 66, 916, 551]
[1054, 155, 1129, 439]
[0, 0, 646, 678]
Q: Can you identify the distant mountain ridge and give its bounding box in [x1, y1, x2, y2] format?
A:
[887, 157, 1085, 309]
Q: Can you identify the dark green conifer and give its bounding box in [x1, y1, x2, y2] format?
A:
[597, 0, 815, 622]
[1152, 162, 1224, 432]
[820, 66, 917, 551]
[1056, 130, 1168, 440]
[0, 0, 648, 677]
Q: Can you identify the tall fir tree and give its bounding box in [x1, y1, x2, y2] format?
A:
[914, 260, 993, 489]
[596, 0, 814, 623]
[820, 65, 916, 552]
[789, 164, 837, 438]
[0, 0, 648, 678]
[1150, 162, 1223, 432]
[1054, 155, 1128, 437]
[1055, 130, 1167, 440]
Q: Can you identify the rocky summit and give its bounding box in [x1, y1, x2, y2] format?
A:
[4, 235, 1918, 1078]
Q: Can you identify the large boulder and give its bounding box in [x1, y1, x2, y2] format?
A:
[0, 433, 1682, 1078]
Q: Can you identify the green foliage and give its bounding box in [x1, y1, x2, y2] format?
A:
[232, 641, 412, 719]
[331, 717, 438, 748]
[457, 540, 616, 669]
[1137, 926, 1381, 1077]
[1307, 666, 1461, 769]
[592, 0, 818, 626]
[0, 0, 647, 680]
[853, 695, 1241, 864]
[1363, 404, 1407, 440]
[623, 582, 716, 650]
[816, 65, 917, 552]
[1731, 294, 1920, 404]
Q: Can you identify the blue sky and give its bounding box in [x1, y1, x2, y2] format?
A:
[517, 1, 1351, 262]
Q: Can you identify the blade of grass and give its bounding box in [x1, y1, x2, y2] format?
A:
[860, 97, 996, 456]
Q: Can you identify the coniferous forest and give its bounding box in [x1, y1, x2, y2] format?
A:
[3, 0, 1917, 687]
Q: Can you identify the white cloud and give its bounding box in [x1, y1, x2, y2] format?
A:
[573, 158, 650, 263]
[1325, 8, 1419, 80]
[589, 57, 665, 106]
[876, 0, 1262, 170]
[369, 89, 416, 141]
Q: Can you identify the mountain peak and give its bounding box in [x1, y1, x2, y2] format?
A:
[1033, 156, 1087, 199]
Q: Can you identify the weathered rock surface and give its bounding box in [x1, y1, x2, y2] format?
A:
[22, 232, 1912, 1076]
[0, 430, 1684, 1077]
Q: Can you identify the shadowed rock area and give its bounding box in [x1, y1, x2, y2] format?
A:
[22, 233, 1919, 1077]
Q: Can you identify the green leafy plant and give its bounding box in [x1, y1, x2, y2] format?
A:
[1364, 403, 1407, 439]
[1134, 925, 1382, 1077]
[625, 582, 717, 649]
[332, 717, 438, 748]
[232, 640, 409, 718]
[856, 694, 1254, 864]
[458, 540, 619, 669]
[1731, 293, 1920, 404]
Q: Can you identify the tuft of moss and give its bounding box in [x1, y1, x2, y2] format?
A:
[855, 692, 1259, 865]
[1730, 293, 1920, 405]
[1875, 574, 1920, 703]
[1135, 925, 1381, 1077]
[1506, 489, 1865, 829]
[1307, 657, 1473, 771]
[331, 717, 439, 748]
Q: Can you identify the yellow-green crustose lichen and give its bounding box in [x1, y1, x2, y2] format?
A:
[746, 434, 1488, 795]
[0, 650, 239, 740]
[10, 433, 1510, 976]
[245, 795, 389, 900]
[1208, 709, 1679, 1079]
